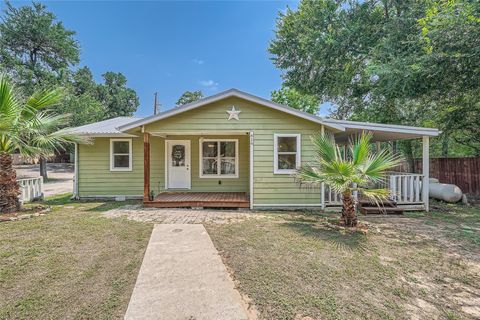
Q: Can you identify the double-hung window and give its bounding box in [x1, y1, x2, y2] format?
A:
[110, 139, 132, 171]
[274, 134, 301, 174]
[200, 139, 238, 178]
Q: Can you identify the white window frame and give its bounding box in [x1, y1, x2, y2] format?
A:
[199, 138, 239, 178]
[110, 138, 132, 172]
[274, 133, 301, 174]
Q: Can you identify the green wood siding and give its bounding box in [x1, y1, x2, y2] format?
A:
[78, 135, 249, 197]
[78, 137, 144, 197]
[149, 135, 249, 194]
[142, 97, 324, 205]
[78, 96, 326, 204]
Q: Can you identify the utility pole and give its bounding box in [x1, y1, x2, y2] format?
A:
[153, 92, 159, 115]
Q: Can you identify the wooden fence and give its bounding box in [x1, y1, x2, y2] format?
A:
[396, 157, 480, 195]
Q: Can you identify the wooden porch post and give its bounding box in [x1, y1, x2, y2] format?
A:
[422, 136, 430, 212]
[144, 132, 151, 202]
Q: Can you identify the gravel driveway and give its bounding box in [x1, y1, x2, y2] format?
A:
[14, 163, 74, 197]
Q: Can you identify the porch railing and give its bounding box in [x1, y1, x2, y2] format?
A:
[323, 172, 424, 206]
[18, 177, 44, 203]
[388, 173, 423, 204]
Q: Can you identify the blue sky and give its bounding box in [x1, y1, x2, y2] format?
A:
[5, 1, 305, 117]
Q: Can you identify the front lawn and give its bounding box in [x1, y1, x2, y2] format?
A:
[0, 194, 152, 319]
[206, 203, 480, 320]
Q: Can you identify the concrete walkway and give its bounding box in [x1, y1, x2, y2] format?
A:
[125, 224, 250, 320]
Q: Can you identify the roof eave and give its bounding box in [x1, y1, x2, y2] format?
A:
[118, 89, 345, 132]
[74, 133, 139, 138]
[324, 119, 439, 137]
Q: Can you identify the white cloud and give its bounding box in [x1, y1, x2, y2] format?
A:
[199, 79, 219, 91]
[192, 58, 205, 65]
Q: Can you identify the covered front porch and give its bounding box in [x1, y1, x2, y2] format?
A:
[140, 121, 437, 210]
[142, 130, 252, 209]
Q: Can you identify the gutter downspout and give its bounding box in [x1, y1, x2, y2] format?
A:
[249, 130, 254, 210]
[72, 142, 79, 200]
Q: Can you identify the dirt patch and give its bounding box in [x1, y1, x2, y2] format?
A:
[206, 205, 480, 320]
[0, 206, 50, 222]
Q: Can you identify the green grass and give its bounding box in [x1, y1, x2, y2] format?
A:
[3, 195, 479, 319]
[206, 204, 480, 320]
[406, 201, 480, 247]
[0, 194, 152, 320]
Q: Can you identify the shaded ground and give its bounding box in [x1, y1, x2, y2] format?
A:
[14, 163, 74, 197]
[206, 203, 480, 320]
[0, 194, 152, 319]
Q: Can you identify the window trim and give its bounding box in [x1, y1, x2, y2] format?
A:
[199, 138, 239, 178]
[273, 133, 301, 174]
[110, 138, 132, 172]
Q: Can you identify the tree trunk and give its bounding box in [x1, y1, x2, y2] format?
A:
[402, 140, 415, 173]
[442, 133, 449, 157]
[341, 192, 357, 227]
[39, 156, 48, 180]
[392, 141, 397, 156]
[0, 152, 21, 214]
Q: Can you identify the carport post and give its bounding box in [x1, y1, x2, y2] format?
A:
[422, 136, 430, 212]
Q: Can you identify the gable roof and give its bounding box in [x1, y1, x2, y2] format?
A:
[117, 88, 346, 132]
[66, 116, 142, 136]
[63, 89, 439, 141]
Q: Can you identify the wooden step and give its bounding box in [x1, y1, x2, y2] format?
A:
[360, 206, 404, 215]
[359, 199, 397, 208]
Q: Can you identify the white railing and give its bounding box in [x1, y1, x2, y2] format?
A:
[388, 173, 423, 204]
[18, 177, 44, 203]
[323, 173, 424, 206]
[324, 184, 342, 206]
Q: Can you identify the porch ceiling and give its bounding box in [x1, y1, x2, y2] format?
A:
[326, 119, 439, 144]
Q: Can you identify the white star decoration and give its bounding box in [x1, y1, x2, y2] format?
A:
[226, 106, 241, 121]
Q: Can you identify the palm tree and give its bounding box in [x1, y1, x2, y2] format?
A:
[295, 132, 401, 227]
[0, 76, 87, 213]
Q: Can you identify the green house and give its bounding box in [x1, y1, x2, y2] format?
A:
[68, 89, 438, 210]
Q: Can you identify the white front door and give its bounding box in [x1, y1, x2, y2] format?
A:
[166, 140, 191, 189]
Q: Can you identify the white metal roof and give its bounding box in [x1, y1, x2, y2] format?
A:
[64, 90, 439, 141]
[324, 118, 439, 143]
[66, 117, 142, 137]
[117, 88, 346, 132]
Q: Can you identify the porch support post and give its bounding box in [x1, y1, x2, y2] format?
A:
[249, 130, 254, 210]
[422, 136, 430, 212]
[144, 132, 151, 202]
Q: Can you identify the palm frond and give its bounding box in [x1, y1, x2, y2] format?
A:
[0, 77, 86, 158]
[310, 132, 338, 163]
[360, 149, 402, 182]
[0, 75, 21, 131]
[295, 163, 326, 186]
[350, 131, 372, 166]
[358, 188, 392, 210]
[26, 88, 63, 111]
